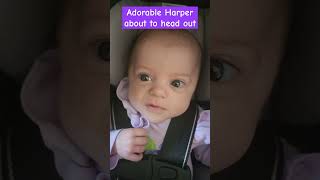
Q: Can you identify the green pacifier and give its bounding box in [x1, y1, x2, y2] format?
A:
[145, 136, 157, 151]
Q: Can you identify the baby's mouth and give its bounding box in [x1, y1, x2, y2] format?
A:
[145, 103, 166, 113]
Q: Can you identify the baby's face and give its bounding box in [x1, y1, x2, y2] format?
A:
[211, 0, 289, 173]
[128, 31, 201, 123]
[58, 0, 109, 170]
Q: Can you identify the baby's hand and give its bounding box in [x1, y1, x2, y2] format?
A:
[115, 128, 148, 162]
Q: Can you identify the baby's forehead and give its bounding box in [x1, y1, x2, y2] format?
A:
[64, 0, 109, 32]
[132, 30, 201, 61]
[130, 30, 202, 71]
[136, 30, 200, 48]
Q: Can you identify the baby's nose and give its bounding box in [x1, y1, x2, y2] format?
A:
[149, 84, 167, 98]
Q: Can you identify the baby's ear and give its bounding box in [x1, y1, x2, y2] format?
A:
[21, 50, 60, 125]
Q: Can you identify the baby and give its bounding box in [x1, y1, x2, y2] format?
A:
[110, 30, 210, 174]
[21, 0, 109, 179]
[208, 0, 320, 180]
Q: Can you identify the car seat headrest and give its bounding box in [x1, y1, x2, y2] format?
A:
[275, 1, 320, 125]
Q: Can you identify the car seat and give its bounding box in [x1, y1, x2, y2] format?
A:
[0, 0, 63, 179]
[110, 0, 210, 179]
[212, 1, 320, 180]
[272, 0, 320, 153]
[1, 73, 62, 180]
[0, 0, 61, 82]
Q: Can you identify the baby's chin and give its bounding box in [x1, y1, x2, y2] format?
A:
[142, 113, 171, 124]
[141, 108, 186, 124]
[148, 117, 169, 124]
[143, 114, 170, 124]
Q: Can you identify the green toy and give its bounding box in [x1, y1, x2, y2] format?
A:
[144, 136, 157, 151]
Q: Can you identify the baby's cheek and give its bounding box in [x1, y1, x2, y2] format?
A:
[171, 96, 190, 117]
[129, 83, 148, 99]
[128, 87, 143, 109]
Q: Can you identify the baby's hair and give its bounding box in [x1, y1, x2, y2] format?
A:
[126, 30, 203, 75]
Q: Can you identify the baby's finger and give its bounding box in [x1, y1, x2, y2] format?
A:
[132, 128, 148, 137]
[134, 136, 148, 145]
[128, 153, 143, 162]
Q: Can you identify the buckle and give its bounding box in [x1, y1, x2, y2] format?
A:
[158, 166, 177, 179]
[111, 155, 191, 180]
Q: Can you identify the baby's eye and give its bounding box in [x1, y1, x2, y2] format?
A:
[210, 56, 238, 82]
[139, 73, 152, 81]
[171, 80, 185, 88]
[96, 40, 109, 61]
